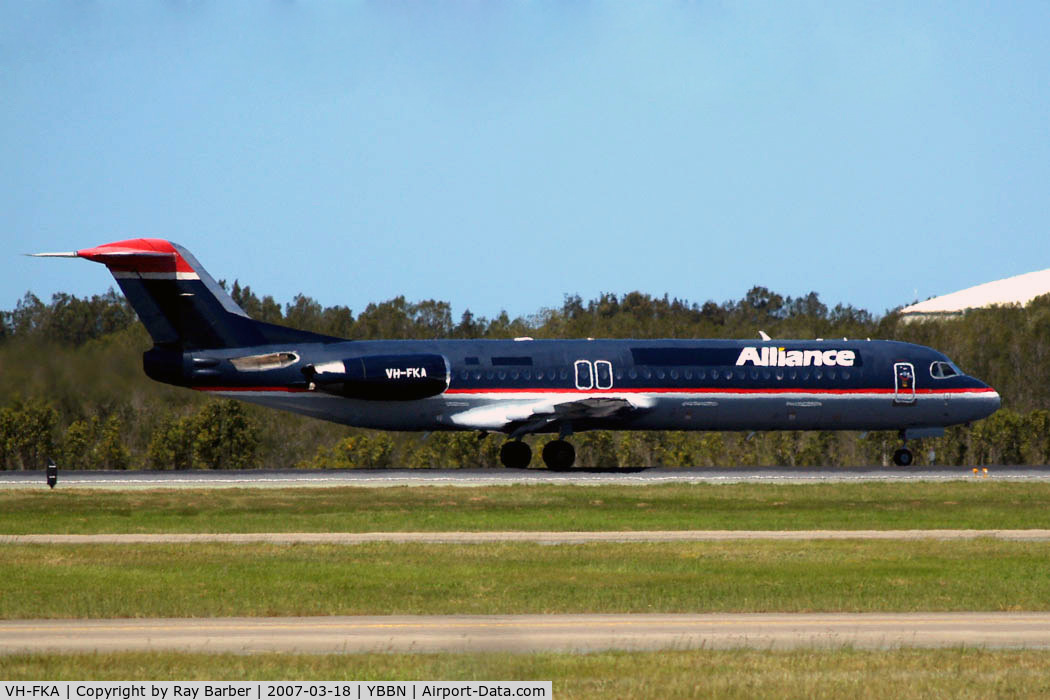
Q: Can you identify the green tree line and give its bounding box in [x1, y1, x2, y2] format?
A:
[2, 283, 1048, 469]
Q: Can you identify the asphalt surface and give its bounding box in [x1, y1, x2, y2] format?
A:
[4, 613, 1050, 653]
[5, 530, 1050, 545]
[0, 465, 1040, 489]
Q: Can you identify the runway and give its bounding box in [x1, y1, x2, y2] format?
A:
[5, 529, 1050, 545]
[0, 465, 1044, 489]
[3, 613, 1050, 654]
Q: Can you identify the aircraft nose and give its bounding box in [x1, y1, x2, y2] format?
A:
[976, 384, 1001, 419]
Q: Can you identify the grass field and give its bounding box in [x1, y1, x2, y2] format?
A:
[3, 648, 1050, 698]
[2, 481, 1050, 533]
[5, 481, 1049, 691]
[3, 539, 1049, 618]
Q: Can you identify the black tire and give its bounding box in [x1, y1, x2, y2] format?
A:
[499, 441, 532, 469]
[542, 440, 576, 471]
[892, 448, 913, 467]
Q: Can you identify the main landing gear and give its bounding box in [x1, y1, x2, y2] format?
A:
[499, 439, 577, 470]
[542, 439, 576, 471]
[499, 441, 532, 469]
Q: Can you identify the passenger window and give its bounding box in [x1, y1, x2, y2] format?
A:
[642, 368, 652, 380]
[749, 369, 758, 380]
[669, 369, 679, 380]
[523, 369, 531, 380]
[775, 369, 784, 381]
[684, 369, 692, 380]
[628, 368, 638, 380]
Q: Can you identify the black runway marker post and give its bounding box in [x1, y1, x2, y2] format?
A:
[46, 458, 57, 489]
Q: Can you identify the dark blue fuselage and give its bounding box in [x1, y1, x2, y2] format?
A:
[175, 337, 999, 435]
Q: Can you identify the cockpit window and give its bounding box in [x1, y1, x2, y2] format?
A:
[930, 361, 959, 379]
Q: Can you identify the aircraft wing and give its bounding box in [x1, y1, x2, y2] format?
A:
[449, 395, 653, 436]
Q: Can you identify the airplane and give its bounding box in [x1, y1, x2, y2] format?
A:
[34, 238, 1001, 469]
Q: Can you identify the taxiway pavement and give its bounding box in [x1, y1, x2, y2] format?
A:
[4, 613, 1050, 654]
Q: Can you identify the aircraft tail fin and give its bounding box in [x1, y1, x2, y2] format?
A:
[33, 239, 334, 350]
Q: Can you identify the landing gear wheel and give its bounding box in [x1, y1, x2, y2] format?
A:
[500, 441, 532, 469]
[542, 439, 576, 471]
[892, 448, 913, 467]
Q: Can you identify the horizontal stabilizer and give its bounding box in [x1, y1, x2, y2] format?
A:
[30, 237, 339, 350]
[33, 241, 183, 274]
[76, 250, 172, 258]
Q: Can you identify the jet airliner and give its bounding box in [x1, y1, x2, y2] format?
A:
[35, 239, 1001, 469]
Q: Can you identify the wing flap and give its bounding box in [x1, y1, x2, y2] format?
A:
[450, 395, 652, 433]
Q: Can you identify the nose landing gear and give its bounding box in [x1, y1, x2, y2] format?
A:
[892, 447, 913, 466]
[891, 428, 944, 467]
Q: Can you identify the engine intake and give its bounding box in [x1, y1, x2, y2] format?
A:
[304, 353, 450, 401]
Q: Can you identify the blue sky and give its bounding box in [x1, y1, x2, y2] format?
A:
[3, 2, 1048, 322]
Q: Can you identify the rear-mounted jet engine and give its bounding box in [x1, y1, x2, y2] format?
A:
[303, 354, 450, 401]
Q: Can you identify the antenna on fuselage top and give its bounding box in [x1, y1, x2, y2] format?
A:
[758, 330, 771, 341]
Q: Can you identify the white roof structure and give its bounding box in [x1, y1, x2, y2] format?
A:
[900, 268, 1050, 320]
